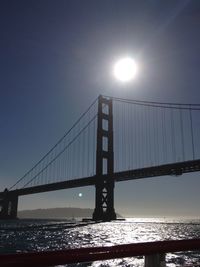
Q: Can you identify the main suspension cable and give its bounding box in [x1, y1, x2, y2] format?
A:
[9, 97, 98, 190]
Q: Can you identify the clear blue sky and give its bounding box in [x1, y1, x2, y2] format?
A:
[0, 0, 200, 217]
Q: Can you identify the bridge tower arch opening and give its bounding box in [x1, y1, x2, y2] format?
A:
[92, 95, 116, 221]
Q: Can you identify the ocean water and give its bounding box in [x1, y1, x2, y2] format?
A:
[1, 217, 200, 266]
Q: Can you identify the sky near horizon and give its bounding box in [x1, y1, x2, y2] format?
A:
[1, 0, 200, 217]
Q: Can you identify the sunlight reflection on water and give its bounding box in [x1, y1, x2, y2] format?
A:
[1, 218, 200, 266]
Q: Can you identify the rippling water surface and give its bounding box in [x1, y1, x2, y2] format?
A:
[1, 217, 200, 266]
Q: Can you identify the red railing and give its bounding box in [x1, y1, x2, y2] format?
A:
[1, 239, 200, 267]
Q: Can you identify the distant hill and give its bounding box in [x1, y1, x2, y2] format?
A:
[18, 207, 122, 219]
[18, 207, 94, 219]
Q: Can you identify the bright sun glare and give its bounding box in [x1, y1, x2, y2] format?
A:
[113, 57, 137, 82]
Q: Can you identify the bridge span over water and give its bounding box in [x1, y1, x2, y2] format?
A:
[1, 95, 200, 221]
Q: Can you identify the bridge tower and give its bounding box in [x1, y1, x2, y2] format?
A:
[0, 189, 18, 219]
[92, 95, 116, 221]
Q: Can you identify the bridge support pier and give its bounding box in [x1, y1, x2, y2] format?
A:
[0, 189, 18, 219]
[92, 96, 116, 221]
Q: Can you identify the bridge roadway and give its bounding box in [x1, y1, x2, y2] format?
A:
[1, 159, 200, 197]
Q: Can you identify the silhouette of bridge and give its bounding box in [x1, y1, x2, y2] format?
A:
[1, 95, 200, 221]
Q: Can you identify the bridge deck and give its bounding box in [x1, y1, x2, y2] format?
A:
[115, 159, 200, 182]
[1, 159, 200, 197]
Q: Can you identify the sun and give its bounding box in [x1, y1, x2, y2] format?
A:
[113, 57, 137, 82]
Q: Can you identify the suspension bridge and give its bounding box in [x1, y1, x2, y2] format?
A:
[0, 95, 200, 221]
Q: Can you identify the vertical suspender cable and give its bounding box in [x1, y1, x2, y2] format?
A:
[161, 108, 166, 163]
[140, 105, 144, 168]
[93, 116, 95, 175]
[88, 109, 90, 176]
[153, 107, 156, 165]
[138, 105, 141, 168]
[189, 105, 195, 160]
[131, 103, 134, 169]
[156, 107, 159, 165]
[179, 106, 185, 161]
[148, 106, 152, 166]
[128, 103, 131, 169]
[123, 102, 125, 170]
[135, 104, 138, 168]
[144, 105, 148, 167]
[141, 105, 145, 168]
[170, 108, 176, 162]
